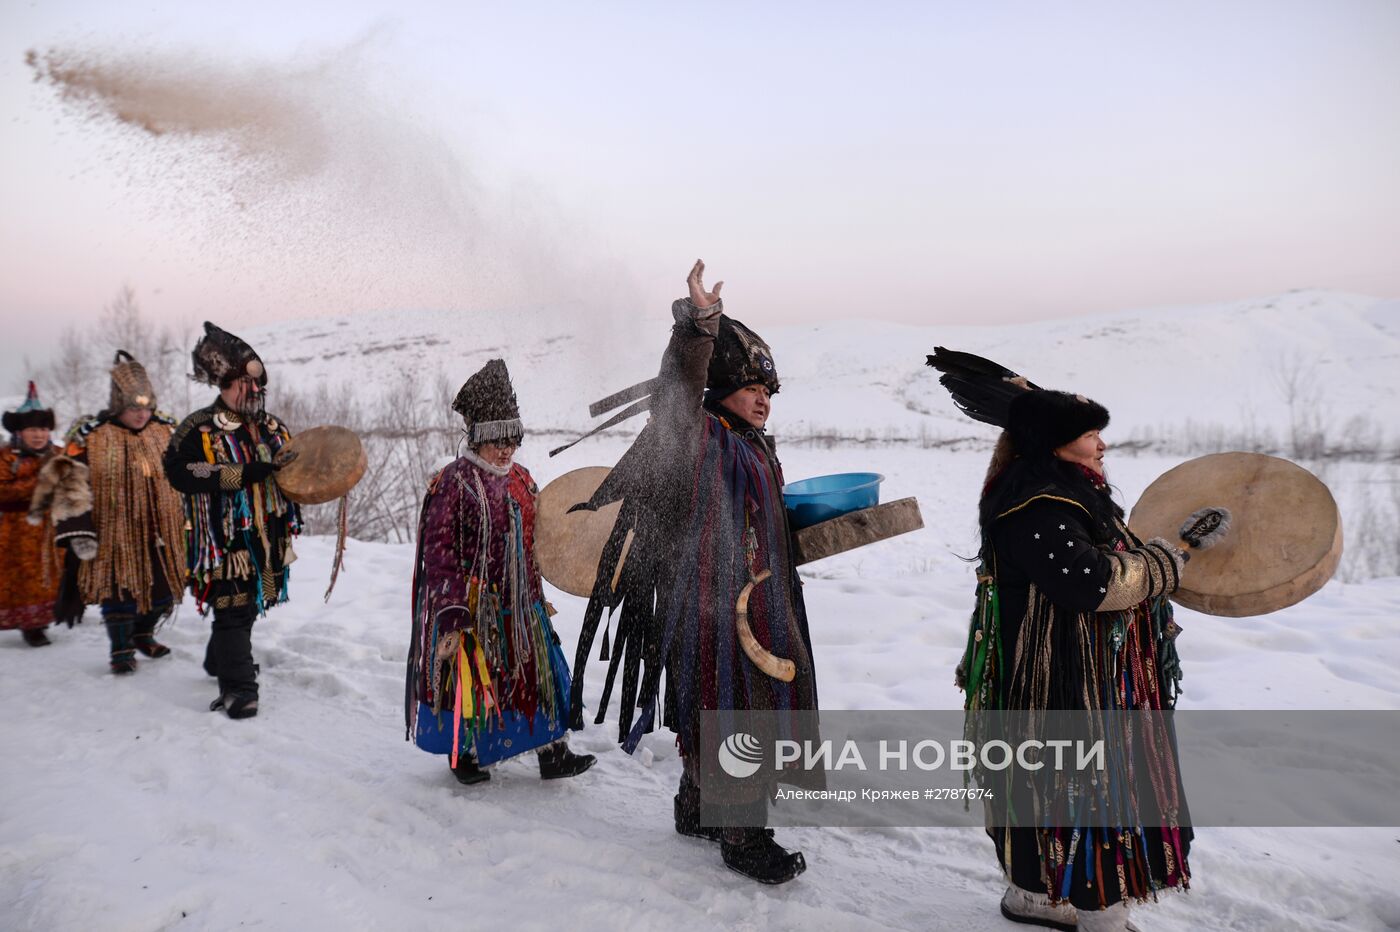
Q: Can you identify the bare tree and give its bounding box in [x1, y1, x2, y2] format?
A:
[42, 327, 101, 425]
[1268, 350, 1328, 460]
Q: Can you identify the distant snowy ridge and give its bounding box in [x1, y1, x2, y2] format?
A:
[5, 289, 1394, 453]
[226, 289, 1399, 452]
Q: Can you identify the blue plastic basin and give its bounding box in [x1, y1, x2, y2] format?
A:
[783, 472, 884, 529]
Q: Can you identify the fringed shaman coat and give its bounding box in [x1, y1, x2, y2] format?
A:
[50, 414, 188, 612]
[163, 402, 301, 613]
[570, 299, 819, 787]
[405, 454, 571, 766]
[0, 441, 62, 630]
[960, 467, 1191, 911]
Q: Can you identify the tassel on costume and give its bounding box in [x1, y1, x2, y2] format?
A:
[324, 493, 349, 601]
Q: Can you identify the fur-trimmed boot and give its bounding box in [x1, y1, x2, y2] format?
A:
[105, 615, 138, 674]
[720, 827, 806, 884]
[537, 741, 596, 780]
[133, 611, 171, 658]
[999, 884, 1078, 930]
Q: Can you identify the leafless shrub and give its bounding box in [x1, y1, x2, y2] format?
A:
[276, 372, 465, 542]
[37, 327, 99, 422]
[34, 285, 190, 425]
[1334, 464, 1400, 582]
[1269, 350, 1331, 460]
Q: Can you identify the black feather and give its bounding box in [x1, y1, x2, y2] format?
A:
[926, 345, 1040, 428]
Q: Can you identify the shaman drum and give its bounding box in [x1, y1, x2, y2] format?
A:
[535, 467, 626, 598]
[274, 426, 368, 506]
[1128, 452, 1342, 617]
[537, 466, 926, 597]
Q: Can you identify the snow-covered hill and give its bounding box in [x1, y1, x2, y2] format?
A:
[4, 289, 1396, 453]
[235, 288, 1399, 450]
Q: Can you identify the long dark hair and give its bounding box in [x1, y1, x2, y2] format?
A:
[978, 453, 1123, 558]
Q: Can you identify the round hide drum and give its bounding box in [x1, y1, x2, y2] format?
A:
[274, 426, 368, 505]
[535, 466, 625, 598]
[1128, 452, 1342, 617]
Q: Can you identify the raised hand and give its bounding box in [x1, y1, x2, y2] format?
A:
[686, 259, 724, 309]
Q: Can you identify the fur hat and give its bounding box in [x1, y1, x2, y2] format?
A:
[108, 351, 157, 412]
[191, 321, 266, 388]
[706, 315, 780, 401]
[452, 359, 524, 446]
[1006, 389, 1109, 458]
[3, 381, 55, 433]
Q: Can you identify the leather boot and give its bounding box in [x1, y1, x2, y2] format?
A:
[207, 603, 258, 717]
[105, 614, 138, 674]
[22, 627, 51, 647]
[451, 756, 491, 785]
[210, 692, 259, 720]
[537, 742, 596, 780]
[133, 610, 171, 658]
[720, 827, 806, 884]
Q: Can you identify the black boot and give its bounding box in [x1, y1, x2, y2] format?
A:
[133, 611, 171, 658]
[721, 828, 807, 885]
[207, 603, 258, 717]
[22, 627, 52, 647]
[210, 692, 259, 719]
[105, 615, 138, 674]
[537, 742, 596, 780]
[451, 756, 491, 785]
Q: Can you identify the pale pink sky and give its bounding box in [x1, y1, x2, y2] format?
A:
[2, 1, 1398, 372]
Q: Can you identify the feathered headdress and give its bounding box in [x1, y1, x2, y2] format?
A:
[926, 347, 1108, 455]
[925, 347, 1041, 428]
[191, 322, 266, 388]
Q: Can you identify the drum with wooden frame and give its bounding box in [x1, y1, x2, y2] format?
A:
[1128, 452, 1342, 617]
[534, 466, 923, 598]
[274, 425, 368, 506]
[534, 467, 629, 599]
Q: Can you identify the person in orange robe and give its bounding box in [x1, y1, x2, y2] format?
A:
[0, 382, 64, 646]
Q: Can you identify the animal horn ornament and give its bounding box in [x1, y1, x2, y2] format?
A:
[735, 569, 796, 683]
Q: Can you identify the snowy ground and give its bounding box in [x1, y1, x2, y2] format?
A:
[3, 441, 1398, 931]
